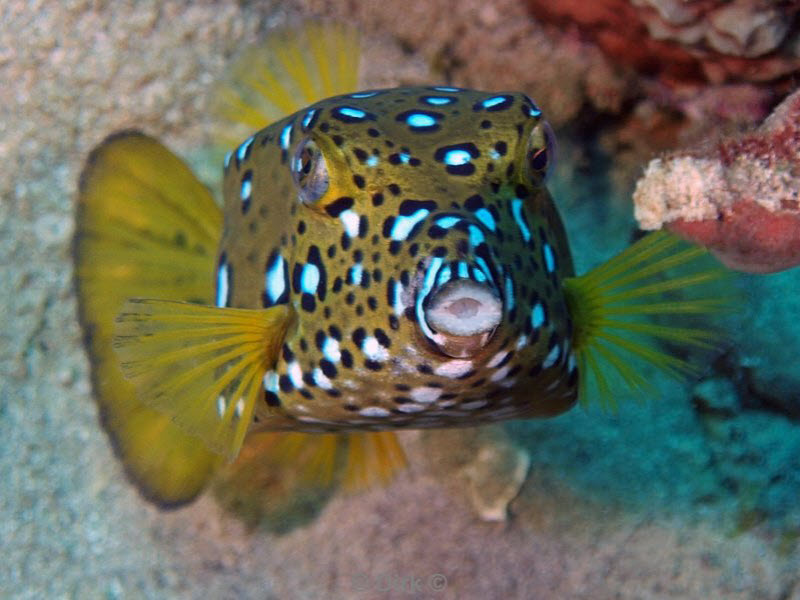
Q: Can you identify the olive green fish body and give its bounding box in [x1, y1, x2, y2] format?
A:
[217, 87, 578, 432]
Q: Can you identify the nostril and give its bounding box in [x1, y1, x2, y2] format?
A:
[426, 279, 502, 339]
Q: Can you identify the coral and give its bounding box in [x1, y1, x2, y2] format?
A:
[633, 88, 800, 273]
[527, 0, 800, 87]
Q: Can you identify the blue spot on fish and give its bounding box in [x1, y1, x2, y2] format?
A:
[240, 170, 253, 211]
[543, 242, 556, 272]
[396, 110, 442, 132]
[468, 224, 485, 247]
[531, 303, 545, 328]
[504, 274, 515, 312]
[474, 95, 514, 112]
[407, 113, 436, 127]
[280, 124, 293, 150]
[444, 150, 471, 166]
[300, 263, 320, 295]
[421, 95, 456, 106]
[301, 109, 318, 130]
[332, 106, 375, 123]
[511, 198, 531, 243]
[348, 263, 364, 285]
[436, 265, 452, 288]
[435, 215, 461, 229]
[264, 252, 288, 306]
[416, 257, 443, 339]
[216, 255, 230, 308]
[391, 209, 430, 241]
[434, 143, 479, 176]
[322, 337, 341, 363]
[236, 135, 254, 167]
[474, 208, 496, 231]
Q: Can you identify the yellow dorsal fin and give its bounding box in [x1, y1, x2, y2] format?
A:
[211, 21, 361, 145]
[74, 131, 224, 506]
[564, 231, 734, 410]
[114, 300, 295, 460]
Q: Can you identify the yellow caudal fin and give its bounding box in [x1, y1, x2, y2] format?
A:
[213, 431, 407, 529]
[114, 300, 294, 461]
[564, 231, 734, 410]
[74, 131, 224, 506]
[211, 21, 361, 146]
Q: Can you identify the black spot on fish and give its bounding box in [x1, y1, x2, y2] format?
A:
[341, 349, 354, 368]
[301, 293, 315, 312]
[398, 199, 438, 215]
[279, 374, 294, 393]
[320, 359, 337, 378]
[353, 147, 369, 163]
[352, 327, 366, 348]
[264, 390, 281, 407]
[325, 196, 354, 218]
[464, 194, 484, 211]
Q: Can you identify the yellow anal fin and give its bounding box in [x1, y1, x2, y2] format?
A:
[213, 431, 407, 528]
[564, 231, 734, 410]
[212, 21, 361, 145]
[341, 431, 407, 492]
[114, 300, 295, 461]
[74, 131, 224, 506]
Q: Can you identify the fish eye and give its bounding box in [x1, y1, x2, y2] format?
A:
[525, 120, 557, 182]
[292, 137, 329, 203]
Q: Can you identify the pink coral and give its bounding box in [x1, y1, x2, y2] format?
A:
[633, 88, 800, 273]
[526, 0, 800, 87]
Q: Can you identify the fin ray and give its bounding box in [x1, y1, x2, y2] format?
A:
[565, 231, 733, 409]
[114, 300, 294, 461]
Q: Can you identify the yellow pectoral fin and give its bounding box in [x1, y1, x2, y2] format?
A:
[114, 300, 295, 461]
[564, 231, 735, 410]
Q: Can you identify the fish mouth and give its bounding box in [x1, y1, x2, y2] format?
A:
[425, 279, 502, 357]
[416, 257, 503, 358]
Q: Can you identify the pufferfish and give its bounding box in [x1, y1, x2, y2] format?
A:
[73, 23, 725, 507]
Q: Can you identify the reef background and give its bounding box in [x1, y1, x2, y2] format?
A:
[2, 1, 800, 598]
